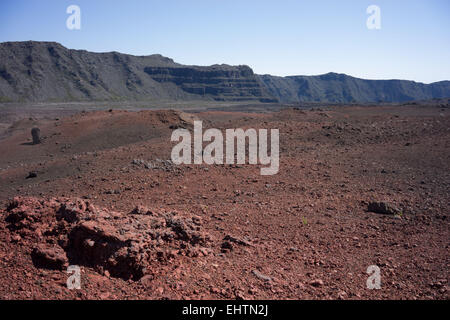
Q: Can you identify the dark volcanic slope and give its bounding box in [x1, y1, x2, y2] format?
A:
[0, 41, 274, 103]
[0, 41, 449, 103]
[259, 73, 450, 104]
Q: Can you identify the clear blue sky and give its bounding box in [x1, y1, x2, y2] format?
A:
[1, 0, 449, 83]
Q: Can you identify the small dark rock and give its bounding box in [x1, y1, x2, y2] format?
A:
[368, 201, 400, 215]
[310, 279, 324, 287]
[223, 234, 252, 246]
[221, 241, 233, 252]
[26, 172, 37, 179]
[31, 127, 41, 145]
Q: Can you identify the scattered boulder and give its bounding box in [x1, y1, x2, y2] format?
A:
[221, 241, 233, 252]
[368, 201, 400, 215]
[132, 158, 175, 172]
[104, 189, 120, 195]
[130, 205, 154, 215]
[31, 127, 41, 145]
[252, 270, 272, 282]
[31, 244, 68, 270]
[223, 234, 252, 247]
[309, 279, 324, 287]
[26, 172, 37, 179]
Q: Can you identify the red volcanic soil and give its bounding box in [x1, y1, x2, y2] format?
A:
[0, 105, 448, 300]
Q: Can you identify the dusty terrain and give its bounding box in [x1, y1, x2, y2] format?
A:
[0, 103, 448, 300]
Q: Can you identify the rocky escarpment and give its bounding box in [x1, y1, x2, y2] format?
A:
[144, 65, 275, 102]
[0, 41, 274, 103]
[0, 41, 449, 103]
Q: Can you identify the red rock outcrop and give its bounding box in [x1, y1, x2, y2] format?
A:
[4, 197, 213, 280]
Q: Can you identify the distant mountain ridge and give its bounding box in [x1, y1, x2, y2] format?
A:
[1, 41, 449, 104]
[259, 73, 450, 103]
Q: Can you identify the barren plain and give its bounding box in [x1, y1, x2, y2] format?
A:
[0, 101, 448, 300]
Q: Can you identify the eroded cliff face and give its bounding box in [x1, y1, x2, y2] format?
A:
[144, 65, 275, 101]
[1, 41, 449, 104]
[0, 41, 274, 103]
